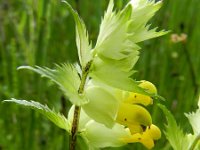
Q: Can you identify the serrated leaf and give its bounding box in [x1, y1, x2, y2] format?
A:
[18, 64, 88, 105]
[94, 0, 134, 60]
[158, 104, 190, 150]
[185, 97, 200, 135]
[130, 0, 162, 27]
[4, 99, 70, 132]
[130, 25, 168, 43]
[62, 1, 92, 68]
[129, 0, 168, 43]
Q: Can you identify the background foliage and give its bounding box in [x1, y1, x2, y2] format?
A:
[0, 0, 200, 149]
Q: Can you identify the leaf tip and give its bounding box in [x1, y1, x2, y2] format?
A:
[17, 66, 29, 70]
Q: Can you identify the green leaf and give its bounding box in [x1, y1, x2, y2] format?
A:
[185, 97, 200, 135]
[62, 1, 92, 68]
[4, 99, 70, 132]
[84, 121, 130, 148]
[18, 64, 88, 106]
[158, 104, 190, 150]
[83, 85, 120, 128]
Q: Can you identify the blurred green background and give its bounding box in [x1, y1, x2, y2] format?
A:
[0, 0, 200, 149]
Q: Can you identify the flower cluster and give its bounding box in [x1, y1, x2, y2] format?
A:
[75, 80, 161, 149]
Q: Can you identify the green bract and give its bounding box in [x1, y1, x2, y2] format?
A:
[83, 85, 120, 128]
[129, 0, 166, 43]
[93, 1, 133, 60]
[84, 121, 130, 148]
[90, 0, 168, 93]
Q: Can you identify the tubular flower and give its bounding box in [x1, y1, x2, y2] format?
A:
[124, 80, 157, 106]
[64, 80, 161, 149]
[116, 80, 161, 149]
[5, 80, 162, 150]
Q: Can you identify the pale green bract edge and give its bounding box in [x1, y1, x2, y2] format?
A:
[83, 85, 120, 128]
[4, 99, 70, 132]
[158, 104, 191, 150]
[18, 64, 89, 106]
[83, 120, 131, 148]
[62, 1, 92, 68]
[185, 97, 200, 135]
[94, 0, 133, 60]
[129, 0, 169, 43]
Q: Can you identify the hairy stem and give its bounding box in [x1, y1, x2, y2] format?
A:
[70, 61, 92, 150]
[70, 106, 81, 150]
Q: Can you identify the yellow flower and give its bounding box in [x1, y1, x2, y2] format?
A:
[116, 80, 161, 149]
[124, 80, 157, 106]
[123, 124, 161, 149]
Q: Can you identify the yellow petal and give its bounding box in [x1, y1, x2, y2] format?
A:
[139, 80, 157, 94]
[124, 92, 153, 106]
[116, 103, 152, 127]
[127, 123, 144, 134]
[146, 124, 161, 140]
[123, 80, 157, 106]
[141, 137, 155, 149]
[123, 132, 154, 149]
[123, 133, 142, 143]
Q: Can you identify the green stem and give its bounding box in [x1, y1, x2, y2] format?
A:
[69, 61, 92, 150]
[189, 133, 200, 150]
[70, 106, 81, 150]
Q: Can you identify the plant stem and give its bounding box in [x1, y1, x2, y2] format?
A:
[70, 106, 81, 150]
[69, 61, 92, 150]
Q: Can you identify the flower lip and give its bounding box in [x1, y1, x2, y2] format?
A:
[122, 124, 161, 149]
